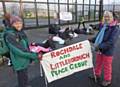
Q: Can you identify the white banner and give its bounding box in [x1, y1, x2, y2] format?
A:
[41, 40, 93, 83]
[60, 12, 72, 21]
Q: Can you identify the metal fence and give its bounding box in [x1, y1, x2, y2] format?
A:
[103, 4, 120, 22]
[0, 0, 101, 29]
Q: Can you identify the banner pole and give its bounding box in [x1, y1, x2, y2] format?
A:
[40, 62, 43, 77]
[45, 76, 48, 87]
[40, 61, 48, 87]
[92, 66, 97, 83]
[91, 44, 97, 83]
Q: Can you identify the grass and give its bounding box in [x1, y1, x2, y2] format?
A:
[23, 16, 54, 19]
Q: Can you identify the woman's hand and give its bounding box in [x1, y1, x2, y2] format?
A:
[38, 52, 43, 60]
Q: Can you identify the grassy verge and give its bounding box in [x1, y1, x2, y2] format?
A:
[23, 16, 54, 19]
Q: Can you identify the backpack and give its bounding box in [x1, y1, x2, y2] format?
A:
[0, 29, 10, 58]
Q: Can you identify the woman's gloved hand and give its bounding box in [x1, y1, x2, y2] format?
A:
[88, 38, 93, 43]
[38, 52, 43, 60]
[91, 44, 100, 52]
[95, 45, 100, 52]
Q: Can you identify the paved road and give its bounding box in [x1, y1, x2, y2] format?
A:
[0, 27, 120, 87]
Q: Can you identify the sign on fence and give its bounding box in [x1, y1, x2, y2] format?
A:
[41, 40, 93, 82]
[60, 12, 72, 21]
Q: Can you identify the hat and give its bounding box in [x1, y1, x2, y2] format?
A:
[10, 16, 22, 25]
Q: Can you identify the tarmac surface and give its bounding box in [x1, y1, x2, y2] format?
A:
[0, 26, 120, 87]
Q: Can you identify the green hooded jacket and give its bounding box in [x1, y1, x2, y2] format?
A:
[5, 27, 39, 71]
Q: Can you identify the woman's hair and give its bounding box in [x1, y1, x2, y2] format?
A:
[10, 16, 22, 25]
[101, 11, 114, 24]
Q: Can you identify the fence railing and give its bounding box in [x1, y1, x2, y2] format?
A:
[0, 0, 100, 29]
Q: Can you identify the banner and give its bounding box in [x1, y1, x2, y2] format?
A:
[41, 40, 93, 83]
[60, 12, 72, 21]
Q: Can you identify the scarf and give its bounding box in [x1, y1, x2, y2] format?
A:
[94, 24, 107, 46]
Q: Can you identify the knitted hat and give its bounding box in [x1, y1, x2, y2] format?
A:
[10, 16, 22, 25]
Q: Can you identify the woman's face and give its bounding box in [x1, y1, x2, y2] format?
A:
[12, 21, 23, 31]
[104, 14, 111, 24]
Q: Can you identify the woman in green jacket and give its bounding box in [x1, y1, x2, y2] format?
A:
[5, 16, 41, 87]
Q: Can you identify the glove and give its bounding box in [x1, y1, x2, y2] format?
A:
[88, 38, 93, 43]
[38, 52, 43, 60]
[95, 45, 100, 52]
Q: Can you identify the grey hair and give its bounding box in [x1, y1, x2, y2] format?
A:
[103, 11, 113, 21]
